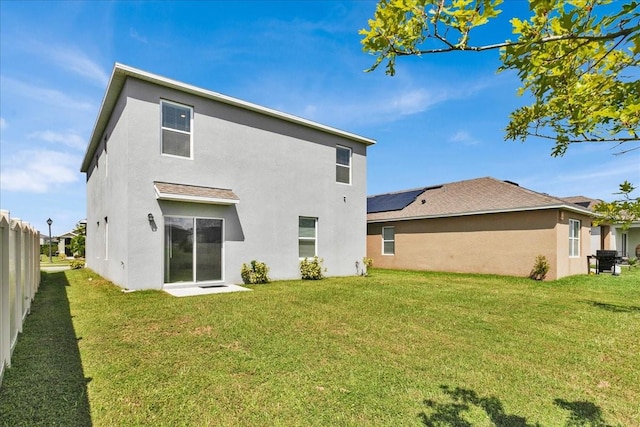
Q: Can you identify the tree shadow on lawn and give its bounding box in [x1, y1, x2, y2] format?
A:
[419, 385, 612, 426]
[0, 271, 92, 426]
[580, 300, 640, 313]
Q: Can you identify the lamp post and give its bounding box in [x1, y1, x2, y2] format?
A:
[47, 218, 53, 263]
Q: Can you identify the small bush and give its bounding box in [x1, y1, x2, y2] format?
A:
[241, 260, 270, 284]
[356, 257, 374, 276]
[529, 255, 550, 281]
[300, 256, 325, 280]
[70, 260, 85, 270]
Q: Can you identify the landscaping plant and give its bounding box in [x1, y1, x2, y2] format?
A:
[300, 256, 325, 280]
[240, 260, 270, 284]
[529, 254, 550, 281]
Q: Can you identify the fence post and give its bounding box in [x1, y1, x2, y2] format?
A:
[0, 211, 42, 385]
[0, 211, 10, 379]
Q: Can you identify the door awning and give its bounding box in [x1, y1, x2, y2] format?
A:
[154, 181, 239, 205]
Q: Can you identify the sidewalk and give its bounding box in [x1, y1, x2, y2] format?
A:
[41, 265, 71, 272]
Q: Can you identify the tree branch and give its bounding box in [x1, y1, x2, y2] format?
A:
[524, 130, 640, 145]
[393, 24, 640, 56]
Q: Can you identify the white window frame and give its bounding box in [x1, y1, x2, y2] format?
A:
[382, 226, 395, 256]
[569, 219, 580, 257]
[164, 215, 225, 285]
[336, 145, 352, 185]
[160, 99, 193, 159]
[298, 217, 317, 259]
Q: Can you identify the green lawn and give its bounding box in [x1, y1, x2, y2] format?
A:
[39, 254, 72, 267]
[1, 268, 639, 426]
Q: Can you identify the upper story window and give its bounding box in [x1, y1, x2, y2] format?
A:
[569, 219, 580, 257]
[336, 145, 352, 184]
[161, 100, 192, 158]
[382, 226, 395, 255]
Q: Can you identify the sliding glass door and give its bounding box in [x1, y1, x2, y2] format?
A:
[164, 217, 223, 284]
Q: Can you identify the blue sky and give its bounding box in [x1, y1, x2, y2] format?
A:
[1, 1, 638, 236]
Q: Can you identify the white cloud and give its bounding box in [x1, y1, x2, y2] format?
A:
[37, 44, 109, 87]
[130, 28, 148, 44]
[28, 130, 87, 151]
[293, 86, 456, 127]
[519, 154, 640, 201]
[0, 76, 94, 111]
[286, 74, 498, 129]
[387, 88, 434, 116]
[449, 130, 480, 146]
[11, 38, 109, 87]
[0, 150, 81, 193]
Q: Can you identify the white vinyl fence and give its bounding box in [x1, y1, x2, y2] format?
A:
[1, 210, 41, 385]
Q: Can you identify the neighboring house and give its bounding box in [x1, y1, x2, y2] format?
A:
[367, 177, 594, 280]
[56, 231, 75, 257]
[81, 63, 374, 290]
[611, 221, 640, 260]
[562, 196, 640, 260]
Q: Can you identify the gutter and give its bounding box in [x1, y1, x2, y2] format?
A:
[367, 203, 595, 223]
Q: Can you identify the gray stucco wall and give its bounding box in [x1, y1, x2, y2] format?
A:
[86, 78, 368, 290]
[86, 91, 130, 288]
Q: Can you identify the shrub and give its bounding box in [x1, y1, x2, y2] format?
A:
[529, 255, 550, 281]
[356, 257, 374, 276]
[240, 260, 270, 284]
[70, 260, 85, 270]
[300, 256, 325, 280]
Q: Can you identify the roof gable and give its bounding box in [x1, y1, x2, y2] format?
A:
[81, 63, 375, 172]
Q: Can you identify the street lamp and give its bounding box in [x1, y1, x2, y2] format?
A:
[47, 218, 53, 263]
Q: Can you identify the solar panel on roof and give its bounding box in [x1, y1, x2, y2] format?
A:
[367, 188, 426, 214]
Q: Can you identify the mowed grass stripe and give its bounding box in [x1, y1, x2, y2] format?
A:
[1, 268, 638, 426]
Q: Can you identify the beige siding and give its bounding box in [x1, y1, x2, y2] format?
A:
[367, 209, 592, 280]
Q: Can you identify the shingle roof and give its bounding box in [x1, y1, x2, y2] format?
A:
[560, 196, 603, 210]
[367, 177, 594, 222]
[367, 187, 432, 214]
[154, 182, 239, 204]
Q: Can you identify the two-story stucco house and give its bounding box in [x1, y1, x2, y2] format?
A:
[81, 64, 374, 291]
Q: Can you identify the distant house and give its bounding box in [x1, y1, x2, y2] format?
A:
[562, 196, 640, 260]
[367, 177, 594, 280]
[56, 231, 75, 257]
[80, 64, 374, 290]
[54, 220, 86, 258]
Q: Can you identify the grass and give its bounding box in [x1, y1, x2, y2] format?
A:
[1, 268, 639, 426]
[39, 254, 72, 267]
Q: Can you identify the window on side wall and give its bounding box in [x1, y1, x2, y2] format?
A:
[161, 100, 192, 158]
[382, 226, 395, 255]
[569, 219, 580, 257]
[336, 145, 351, 184]
[299, 217, 317, 258]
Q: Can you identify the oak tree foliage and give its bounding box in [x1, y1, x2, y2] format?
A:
[361, 0, 639, 225]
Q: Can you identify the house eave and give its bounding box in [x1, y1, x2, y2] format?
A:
[367, 204, 594, 223]
[81, 63, 375, 172]
[154, 191, 239, 206]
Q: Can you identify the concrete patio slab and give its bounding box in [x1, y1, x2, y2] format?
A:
[164, 284, 251, 297]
